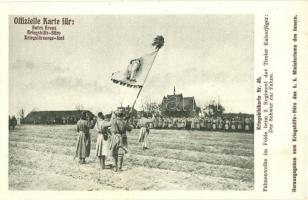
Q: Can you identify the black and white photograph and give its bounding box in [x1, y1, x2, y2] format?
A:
[9, 15, 254, 190]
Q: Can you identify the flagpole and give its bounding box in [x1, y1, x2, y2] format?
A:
[125, 35, 164, 120]
[130, 50, 159, 113]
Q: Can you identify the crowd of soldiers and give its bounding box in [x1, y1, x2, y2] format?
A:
[132, 116, 254, 133]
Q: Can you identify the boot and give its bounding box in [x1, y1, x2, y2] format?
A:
[118, 154, 124, 171]
[99, 157, 104, 169]
[113, 156, 118, 172]
[80, 158, 85, 164]
[102, 156, 106, 169]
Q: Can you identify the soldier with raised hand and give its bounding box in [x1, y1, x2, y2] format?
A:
[109, 108, 132, 172]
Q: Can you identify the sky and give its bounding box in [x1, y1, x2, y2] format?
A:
[9, 15, 254, 116]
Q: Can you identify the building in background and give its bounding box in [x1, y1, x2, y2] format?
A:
[161, 87, 200, 117]
[23, 110, 94, 124]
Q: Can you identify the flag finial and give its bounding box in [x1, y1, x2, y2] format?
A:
[152, 35, 164, 50]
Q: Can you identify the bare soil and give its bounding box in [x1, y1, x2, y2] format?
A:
[9, 125, 254, 190]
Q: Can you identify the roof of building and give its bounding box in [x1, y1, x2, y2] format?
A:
[24, 110, 94, 122]
[166, 93, 183, 99]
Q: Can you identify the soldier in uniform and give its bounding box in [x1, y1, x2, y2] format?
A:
[183, 118, 187, 130]
[75, 111, 90, 164]
[244, 117, 250, 132]
[190, 117, 195, 130]
[168, 118, 173, 129]
[85, 112, 96, 158]
[109, 108, 132, 172]
[231, 118, 236, 131]
[212, 117, 217, 130]
[224, 118, 230, 131]
[218, 117, 223, 130]
[204, 116, 209, 130]
[95, 112, 111, 169]
[199, 117, 205, 130]
[177, 118, 181, 129]
[149, 115, 154, 129]
[237, 117, 243, 131]
[207, 117, 212, 130]
[158, 117, 163, 129]
[195, 117, 200, 130]
[153, 116, 158, 129]
[162, 117, 167, 129]
[138, 114, 153, 150]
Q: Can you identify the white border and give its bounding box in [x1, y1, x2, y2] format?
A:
[0, 1, 307, 200]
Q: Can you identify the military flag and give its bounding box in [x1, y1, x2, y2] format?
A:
[111, 35, 164, 111]
[111, 51, 158, 88]
[111, 36, 164, 89]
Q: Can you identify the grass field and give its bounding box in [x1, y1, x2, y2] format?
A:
[9, 125, 254, 190]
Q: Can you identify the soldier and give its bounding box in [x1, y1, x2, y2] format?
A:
[85, 113, 95, 159]
[158, 117, 163, 129]
[231, 118, 236, 131]
[109, 108, 132, 172]
[183, 118, 187, 130]
[95, 112, 111, 169]
[75, 111, 90, 164]
[237, 117, 243, 131]
[244, 117, 250, 132]
[249, 117, 254, 132]
[224, 118, 230, 131]
[168, 118, 173, 129]
[195, 117, 200, 130]
[190, 117, 195, 130]
[138, 114, 153, 150]
[218, 117, 223, 130]
[162, 117, 167, 129]
[149, 115, 154, 129]
[153, 116, 158, 129]
[11, 115, 17, 129]
[212, 117, 217, 130]
[199, 117, 205, 130]
[204, 116, 209, 130]
[176, 118, 181, 129]
[207, 117, 212, 130]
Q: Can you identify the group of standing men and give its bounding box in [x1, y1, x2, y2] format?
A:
[75, 109, 131, 172]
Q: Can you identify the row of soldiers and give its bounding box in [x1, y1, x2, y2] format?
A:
[132, 116, 254, 132]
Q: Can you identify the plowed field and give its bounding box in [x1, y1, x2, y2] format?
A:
[9, 125, 254, 190]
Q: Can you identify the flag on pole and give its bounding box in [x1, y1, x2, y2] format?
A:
[110, 35, 164, 116]
[111, 51, 158, 88]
